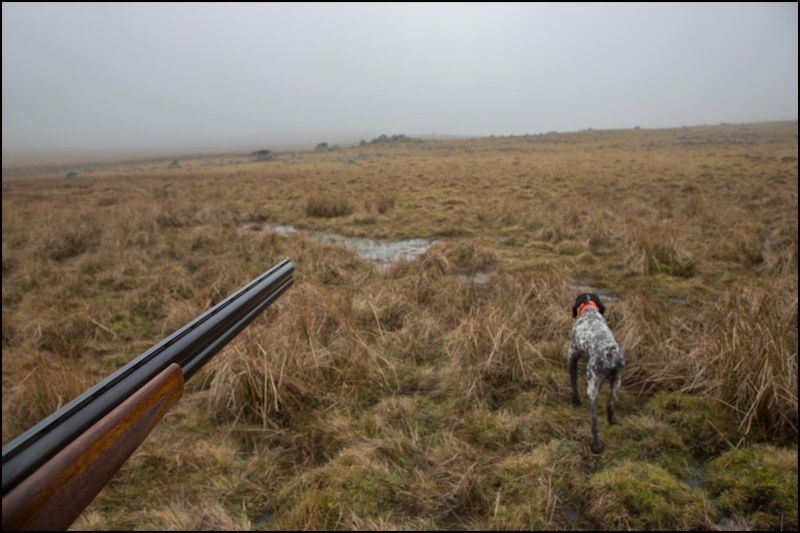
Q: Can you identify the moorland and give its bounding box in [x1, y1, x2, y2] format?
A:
[2, 121, 797, 530]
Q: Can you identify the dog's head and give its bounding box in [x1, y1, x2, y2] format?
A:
[572, 293, 606, 318]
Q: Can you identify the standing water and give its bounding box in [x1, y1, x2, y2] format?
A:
[239, 223, 437, 269]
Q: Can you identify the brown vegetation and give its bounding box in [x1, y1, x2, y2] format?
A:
[2, 121, 797, 530]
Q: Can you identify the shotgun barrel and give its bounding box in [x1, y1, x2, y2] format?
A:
[2, 258, 293, 529]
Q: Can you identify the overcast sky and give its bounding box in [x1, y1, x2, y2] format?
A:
[2, 2, 797, 153]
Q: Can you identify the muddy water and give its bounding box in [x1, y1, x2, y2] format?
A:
[239, 223, 438, 269]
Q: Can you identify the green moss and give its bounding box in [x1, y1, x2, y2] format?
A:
[706, 445, 798, 530]
[586, 461, 713, 530]
[487, 439, 584, 530]
[458, 408, 525, 451]
[111, 315, 153, 340]
[609, 414, 691, 478]
[644, 392, 741, 457]
[270, 444, 408, 530]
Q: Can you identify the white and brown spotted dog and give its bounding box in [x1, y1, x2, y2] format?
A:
[569, 293, 625, 453]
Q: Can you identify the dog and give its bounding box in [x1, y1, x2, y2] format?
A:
[569, 293, 625, 453]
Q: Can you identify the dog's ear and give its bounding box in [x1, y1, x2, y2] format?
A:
[591, 294, 606, 315]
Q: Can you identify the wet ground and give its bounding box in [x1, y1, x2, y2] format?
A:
[239, 222, 438, 269]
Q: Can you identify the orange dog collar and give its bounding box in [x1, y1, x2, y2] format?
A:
[578, 301, 600, 317]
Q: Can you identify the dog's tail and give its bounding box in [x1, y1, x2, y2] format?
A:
[604, 345, 620, 365]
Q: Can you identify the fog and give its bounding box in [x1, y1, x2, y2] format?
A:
[2, 3, 797, 155]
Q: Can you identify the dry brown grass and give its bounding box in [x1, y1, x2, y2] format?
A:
[687, 278, 798, 442]
[305, 193, 354, 218]
[2, 121, 796, 530]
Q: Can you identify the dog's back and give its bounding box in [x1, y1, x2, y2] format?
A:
[570, 310, 624, 370]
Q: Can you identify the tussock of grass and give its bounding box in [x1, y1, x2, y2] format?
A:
[687, 278, 798, 442]
[363, 192, 397, 215]
[385, 313, 446, 365]
[440, 238, 498, 273]
[586, 461, 715, 530]
[353, 287, 409, 333]
[400, 429, 493, 526]
[457, 407, 528, 451]
[2, 351, 95, 439]
[706, 444, 798, 530]
[765, 222, 798, 275]
[34, 310, 98, 358]
[391, 246, 456, 279]
[445, 305, 544, 406]
[486, 439, 583, 530]
[613, 292, 681, 393]
[624, 222, 697, 277]
[142, 498, 252, 530]
[305, 193, 354, 218]
[270, 442, 407, 530]
[43, 213, 103, 261]
[608, 414, 691, 477]
[644, 392, 742, 456]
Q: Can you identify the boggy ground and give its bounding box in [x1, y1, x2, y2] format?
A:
[2, 121, 797, 530]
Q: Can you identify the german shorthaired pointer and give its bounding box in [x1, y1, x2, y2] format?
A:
[569, 293, 625, 453]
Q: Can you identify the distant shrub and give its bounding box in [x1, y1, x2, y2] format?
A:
[249, 149, 276, 162]
[364, 133, 421, 146]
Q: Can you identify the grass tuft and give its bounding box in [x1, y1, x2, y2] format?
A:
[706, 444, 798, 530]
[305, 194, 354, 218]
[586, 461, 714, 530]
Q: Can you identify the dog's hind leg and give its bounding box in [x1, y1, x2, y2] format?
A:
[569, 347, 581, 407]
[588, 375, 604, 453]
[607, 370, 622, 425]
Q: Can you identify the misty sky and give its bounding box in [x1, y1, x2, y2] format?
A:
[2, 2, 798, 153]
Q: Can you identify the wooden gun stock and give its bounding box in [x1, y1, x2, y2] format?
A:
[2, 364, 184, 531]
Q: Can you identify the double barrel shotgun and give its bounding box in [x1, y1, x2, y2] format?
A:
[2, 258, 294, 530]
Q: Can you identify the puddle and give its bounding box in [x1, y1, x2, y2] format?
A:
[563, 503, 581, 523]
[240, 223, 497, 281]
[240, 223, 437, 268]
[569, 284, 619, 302]
[458, 272, 492, 285]
[679, 476, 703, 491]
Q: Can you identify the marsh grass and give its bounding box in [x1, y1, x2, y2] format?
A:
[2, 121, 796, 530]
[687, 279, 798, 442]
[305, 193, 354, 218]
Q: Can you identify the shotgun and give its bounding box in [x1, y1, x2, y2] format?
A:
[2, 258, 294, 530]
